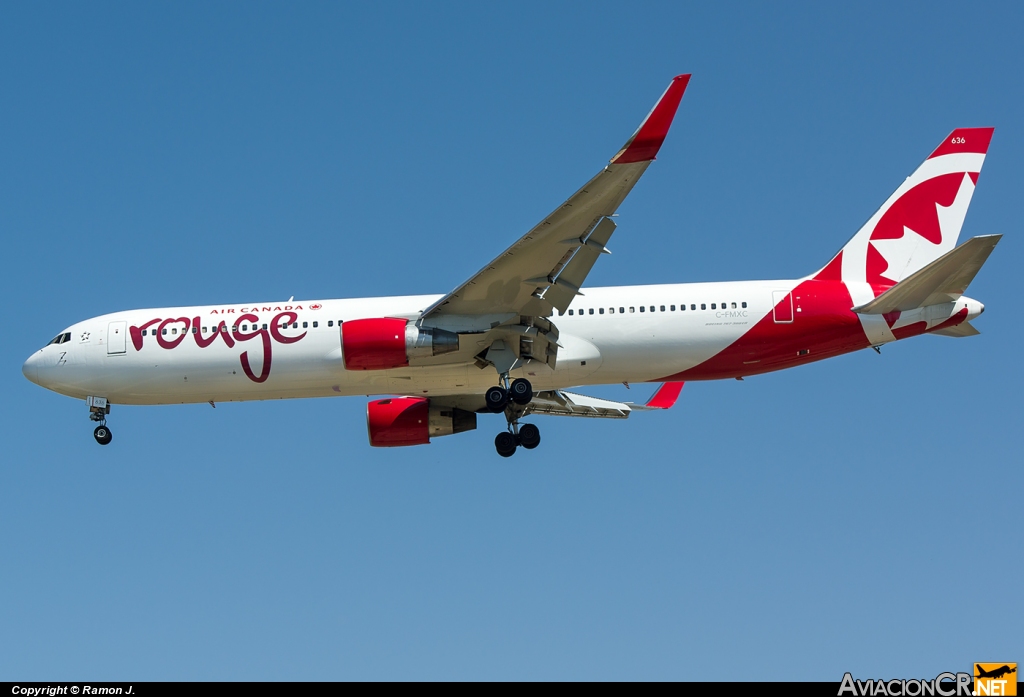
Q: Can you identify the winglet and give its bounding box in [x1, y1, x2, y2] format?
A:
[611, 74, 690, 165]
[645, 381, 684, 409]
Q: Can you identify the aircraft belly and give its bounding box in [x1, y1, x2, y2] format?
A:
[584, 315, 754, 384]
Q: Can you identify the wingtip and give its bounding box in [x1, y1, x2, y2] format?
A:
[610, 74, 691, 165]
[645, 381, 684, 409]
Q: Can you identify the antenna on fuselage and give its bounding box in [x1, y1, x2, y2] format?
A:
[288, 296, 294, 302]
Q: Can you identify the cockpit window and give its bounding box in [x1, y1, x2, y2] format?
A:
[47, 332, 71, 346]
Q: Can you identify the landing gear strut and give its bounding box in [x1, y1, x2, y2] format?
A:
[488, 377, 539, 457]
[88, 396, 112, 445]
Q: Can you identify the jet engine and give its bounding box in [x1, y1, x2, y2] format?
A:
[342, 318, 459, 370]
[366, 397, 477, 447]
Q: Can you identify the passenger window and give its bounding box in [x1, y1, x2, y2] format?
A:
[711, 304, 716, 310]
[660, 305, 666, 312]
[292, 323, 298, 329]
[609, 307, 615, 314]
[568, 309, 573, 315]
[302, 321, 308, 328]
[639, 306, 645, 312]
[191, 327, 197, 334]
[691, 304, 696, 310]
[241, 325, 247, 331]
[619, 307, 625, 314]
[731, 302, 737, 309]
[670, 305, 675, 311]
[202, 327, 207, 333]
[649, 306, 655, 312]
[262, 324, 268, 330]
[588, 309, 594, 315]
[328, 321, 334, 327]
[162, 328, 167, 335]
[629, 307, 635, 313]
[742, 302, 747, 308]
[599, 308, 604, 314]
[680, 304, 686, 311]
[313, 321, 318, 328]
[231, 326, 237, 332]
[700, 304, 706, 310]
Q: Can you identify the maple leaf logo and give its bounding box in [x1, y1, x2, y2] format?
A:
[867, 172, 975, 286]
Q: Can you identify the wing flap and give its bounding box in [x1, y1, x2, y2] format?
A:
[543, 217, 617, 312]
[527, 389, 633, 418]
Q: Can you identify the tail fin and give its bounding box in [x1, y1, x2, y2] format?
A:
[814, 128, 994, 289]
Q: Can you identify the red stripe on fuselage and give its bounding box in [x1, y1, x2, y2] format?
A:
[661, 280, 870, 381]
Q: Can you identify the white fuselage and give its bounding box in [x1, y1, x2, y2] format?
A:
[23, 277, 983, 407]
[23, 281, 792, 405]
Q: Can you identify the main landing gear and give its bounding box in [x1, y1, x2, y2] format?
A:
[88, 396, 112, 445]
[487, 377, 540, 457]
[485, 377, 533, 413]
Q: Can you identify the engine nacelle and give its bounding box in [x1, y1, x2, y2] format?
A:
[366, 397, 477, 447]
[342, 318, 459, 370]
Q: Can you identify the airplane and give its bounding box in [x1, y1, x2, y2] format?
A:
[22, 74, 1000, 457]
[976, 665, 1016, 680]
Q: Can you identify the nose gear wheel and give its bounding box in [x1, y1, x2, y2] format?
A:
[93, 425, 112, 445]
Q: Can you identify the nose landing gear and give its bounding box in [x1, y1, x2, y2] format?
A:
[88, 396, 112, 445]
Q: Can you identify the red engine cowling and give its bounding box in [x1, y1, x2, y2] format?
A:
[342, 318, 459, 370]
[366, 397, 477, 447]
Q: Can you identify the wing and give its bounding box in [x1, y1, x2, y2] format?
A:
[430, 382, 684, 419]
[421, 74, 690, 321]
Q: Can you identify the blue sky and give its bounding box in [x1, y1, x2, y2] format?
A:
[2, 2, 1021, 680]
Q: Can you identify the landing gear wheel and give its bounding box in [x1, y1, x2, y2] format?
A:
[485, 385, 509, 413]
[93, 425, 112, 446]
[509, 378, 533, 405]
[494, 431, 517, 458]
[518, 423, 541, 450]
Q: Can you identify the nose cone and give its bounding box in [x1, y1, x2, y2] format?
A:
[22, 352, 41, 385]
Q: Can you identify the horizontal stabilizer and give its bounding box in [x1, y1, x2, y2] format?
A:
[931, 321, 980, 337]
[853, 235, 1001, 314]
